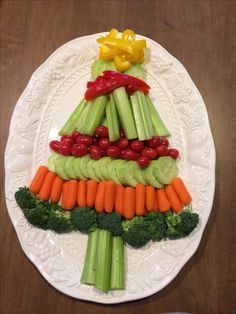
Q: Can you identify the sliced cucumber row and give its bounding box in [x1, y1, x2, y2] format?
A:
[48, 154, 178, 187]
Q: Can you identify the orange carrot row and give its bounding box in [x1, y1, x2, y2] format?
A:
[29, 167, 192, 217]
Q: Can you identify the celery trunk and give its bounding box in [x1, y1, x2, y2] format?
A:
[130, 91, 154, 140]
[79, 95, 107, 136]
[112, 87, 137, 140]
[110, 236, 125, 290]
[106, 94, 120, 142]
[59, 99, 87, 135]
[94, 229, 113, 292]
[146, 95, 171, 137]
[80, 229, 99, 285]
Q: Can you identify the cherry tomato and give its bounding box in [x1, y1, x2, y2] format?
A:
[71, 144, 88, 157]
[98, 138, 110, 150]
[120, 150, 126, 159]
[147, 136, 162, 148]
[141, 147, 157, 160]
[60, 135, 73, 146]
[76, 135, 93, 146]
[59, 142, 71, 156]
[156, 145, 169, 157]
[168, 148, 180, 160]
[49, 140, 61, 153]
[117, 138, 129, 150]
[89, 145, 102, 160]
[106, 146, 121, 158]
[161, 138, 169, 147]
[71, 131, 80, 142]
[130, 140, 145, 152]
[123, 149, 139, 161]
[95, 125, 109, 138]
[137, 156, 150, 168]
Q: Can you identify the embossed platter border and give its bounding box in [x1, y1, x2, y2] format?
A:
[4, 33, 215, 304]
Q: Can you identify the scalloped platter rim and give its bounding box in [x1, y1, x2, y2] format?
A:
[4, 32, 215, 304]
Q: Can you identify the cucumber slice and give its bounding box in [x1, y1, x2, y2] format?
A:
[152, 157, 178, 185]
[143, 163, 164, 188]
[55, 156, 70, 180]
[121, 161, 139, 187]
[107, 160, 122, 184]
[132, 163, 147, 185]
[93, 158, 105, 181]
[116, 160, 130, 186]
[79, 155, 91, 179]
[98, 157, 113, 181]
[124, 64, 147, 81]
[72, 158, 86, 180]
[64, 156, 77, 179]
[91, 60, 116, 80]
[87, 159, 99, 181]
[47, 153, 60, 172]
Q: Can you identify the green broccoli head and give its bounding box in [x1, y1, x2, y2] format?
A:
[48, 205, 75, 233]
[97, 212, 123, 236]
[22, 201, 51, 230]
[15, 187, 36, 209]
[122, 216, 145, 232]
[145, 212, 167, 241]
[71, 207, 97, 233]
[122, 216, 150, 248]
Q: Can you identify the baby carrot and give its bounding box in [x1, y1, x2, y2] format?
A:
[135, 184, 146, 216]
[123, 187, 135, 219]
[95, 181, 106, 213]
[62, 179, 78, 210]
[145, 186, 155, 212]
[38, 171, 56, 201]
[29, 166, 48, 194]
[77, 180, 87, 207]
[104, 180, 116, 213]
[172, 177, 192, 205]
[86, 180, 98, 208]
[165, 185, 183, 212]
[61, 181, 69, 209]
[152, 193, 159, 212]
[157, 189, 170, 213]
[114, 184, 124, 216]
[50, 176, 64, 203]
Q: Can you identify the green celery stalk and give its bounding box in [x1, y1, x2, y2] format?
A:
[94, 229, 113, 292]
[59, 99, 87, 135]
[110, 236, 125, 290]
[76, 101, 91, 134]
[146, 95, 171, 137]
[130, 91, 154, 140]
[80, 229, 99, 285]
[112, 87, 137, 140]
[106, 94, 120, 142]
[80, 95, 107, 136]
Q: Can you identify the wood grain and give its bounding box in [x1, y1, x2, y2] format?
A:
[1, 1, 236, 313]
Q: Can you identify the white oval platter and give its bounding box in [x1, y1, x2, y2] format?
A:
[4, 33, 215, 304]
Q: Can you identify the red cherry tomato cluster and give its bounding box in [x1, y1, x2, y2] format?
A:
[49, 126, 180, 168]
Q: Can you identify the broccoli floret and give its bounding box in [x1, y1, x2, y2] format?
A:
[145, 212, 167, 241]
[15, 187, 36, 209]
[97, 212, 123, 236]
[48, 205, 75, 233]
[71, 207, 97, 233]
[122, 216, 150, 248]
[22, 201, 51, 230]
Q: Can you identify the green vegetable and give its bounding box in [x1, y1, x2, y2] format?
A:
[106, 94, 120, 141]
[91, 59, 116, 80]
[145, 212, 167, 241]
[22, 202, 51, 230]
[97, 212, 123, 236]
[15, 187, 36, 209]
[71, 207, 97, 233]
[124, 64, 147, 81]
[112, 87, 137, 139]
[58, 99, 87, 136]
[122, 216, 150, 248]
[110, 236, 125, 290]
[47, 205, 75, 233]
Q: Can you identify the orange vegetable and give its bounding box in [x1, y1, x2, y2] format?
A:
[104, 180, 116, 213]
[165, 185, 182, 212]
[62, 179, 78, 210]
[114, 184, 124, 215]
[95, 181, 106, 213]
[172, 178, 192, 205]
[157, 189, 170, 213]
[38, 171, 56, 201]
[152, 193, 159, 212]
[77, 180, 87, 207]
[123, 187, 135, 219]
[29, 166, 48, 194]
[50, 176, 64, 203]
[135, 184, 146, 216]
[86, 180, 98, 207]
[145, 186, 155, 212]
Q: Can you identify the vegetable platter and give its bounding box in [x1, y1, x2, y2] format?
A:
[5, 30, 215, 304]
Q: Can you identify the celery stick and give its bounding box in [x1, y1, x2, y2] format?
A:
[94, 229, 112, 292]
[106, 94, 120, 142]
[112, 87, 137, 140]
[101, 116, 108, 127]
[110, 236, 125, 290]
[80, 95, 107, 136]
[130, 92, 146, 140]
[81, 229, 99, 285]
[146, 95, 171, 137]
[59, 99, 87, 135]
[76, 101, 91, 134]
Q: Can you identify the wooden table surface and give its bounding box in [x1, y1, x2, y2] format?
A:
[1, 1, 236, 313]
